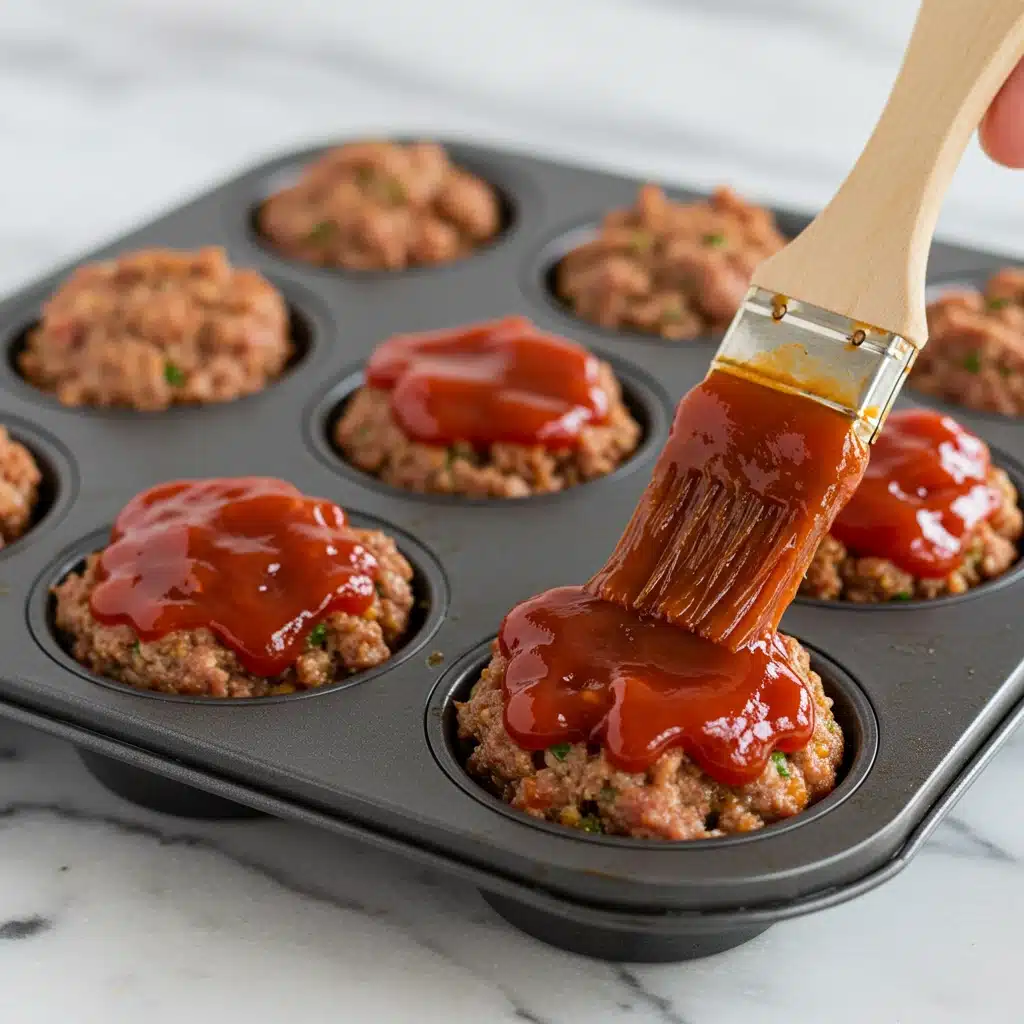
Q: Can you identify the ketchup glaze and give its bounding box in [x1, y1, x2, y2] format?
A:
[499, 585, 814, 786]
[366, 316, 610, 448]
[830, 409, 1002, 577]
[90, 477, 379, 677]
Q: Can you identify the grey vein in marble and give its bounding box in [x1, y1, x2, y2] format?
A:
[614, 968, 695, 1024]
[0, 915, 52, 941]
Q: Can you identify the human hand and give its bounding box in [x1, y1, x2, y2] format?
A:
[981, 61, 1024, 167]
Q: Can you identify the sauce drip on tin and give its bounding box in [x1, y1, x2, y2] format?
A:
[830, 409, 1001, 577]
[366, 316, 609, 448]
[89, 477, 378, 677]
[499, 586, 813, 786]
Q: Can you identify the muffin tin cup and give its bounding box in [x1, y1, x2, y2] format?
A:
[0, 138, 1023, 961]
[76, 748, 263, 819]
[426, 640, 878, 851]
[0, 415, 77, 561]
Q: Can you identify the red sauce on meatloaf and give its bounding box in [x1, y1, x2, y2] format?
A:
[830, 409, 1002, 578]
[498, 585, 814, 786]
[89, 478, 379, 677]
[365, 316, 610, 448]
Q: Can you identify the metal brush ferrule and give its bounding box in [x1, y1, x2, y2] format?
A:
[711, 287, 918, 444]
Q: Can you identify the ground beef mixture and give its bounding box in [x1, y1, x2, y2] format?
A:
[19, 247, 291, 411]
[53, 529, 414, 698]
[259, 141, 502, 271]
[456, 634, 842, 841]
[801, 467, 1022, 602]
[554, 184, 786, 340]
[913, 270, 1024, 415]
[0, 427, 42, 549]
[334, 361, 641, 498]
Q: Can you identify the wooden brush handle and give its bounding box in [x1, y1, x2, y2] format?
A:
[753, 0, 1024, 347]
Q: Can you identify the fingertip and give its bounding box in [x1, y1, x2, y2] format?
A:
[981, 60, 1024, 169]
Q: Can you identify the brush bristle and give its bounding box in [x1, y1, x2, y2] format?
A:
[588, 369, 869, 651]
[589, 468, 819, 648]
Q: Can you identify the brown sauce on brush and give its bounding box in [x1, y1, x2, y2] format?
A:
[491, 368, 865, 786]
[589, 369, 868, 650]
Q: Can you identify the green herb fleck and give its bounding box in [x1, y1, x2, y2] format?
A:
[999, 364, 1014, 378]
[630, 231, 653, 254]
[599, 784, 617, 801]
[771, 751, 790, 778]
[356, 167, 405, 204]
[578, 815, 603, 834]
[661, 297, 684, 323]
[962, 351, 982, 374]
[307, 623, 328, 648]
[548, 742, 572, 761]
[426, 650, 445, 668]
[374, 580, 386, 597]
[826, 719, 837, 734]
[702, 232, 727, 248]
[306, 220, 336, 244]
[380, 177, 406, 204]
[444, 446, 458, 469]
[164, 362, 186, 387]
[987, 296, 1011, 311]
[131, 640, 141, 655]
[893, 591, 913, 601]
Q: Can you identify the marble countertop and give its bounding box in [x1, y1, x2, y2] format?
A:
[2, 1, 1023, 1021]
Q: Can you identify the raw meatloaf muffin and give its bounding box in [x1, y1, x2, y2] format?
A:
[335, 359, 641, 498]
[555, 184, 786, 340]
[259, 141, 502, 271]
[0, 426, 42, 549]
[802, 466, 1022, 602]
[913, 270, 1024, 415]
[53, 529, 414, 699]
[19, 247, 291, 411]
[456, 635, 842, 841]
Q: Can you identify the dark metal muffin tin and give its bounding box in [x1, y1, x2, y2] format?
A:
[1, 139, 1022, 963]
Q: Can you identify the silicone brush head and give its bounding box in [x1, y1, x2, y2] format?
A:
[587, 288, 916, 651]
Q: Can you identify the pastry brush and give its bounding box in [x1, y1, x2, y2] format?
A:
[590, 0, 1024, 650]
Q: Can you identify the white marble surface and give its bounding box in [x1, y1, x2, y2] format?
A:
[2, 0, 1024, 1020]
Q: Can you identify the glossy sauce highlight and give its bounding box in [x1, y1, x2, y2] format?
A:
[90, 477, 378, 677]
[831, 409, 1000, 577]
[499, 586, 814, 785]
[366, 316, 609, 448]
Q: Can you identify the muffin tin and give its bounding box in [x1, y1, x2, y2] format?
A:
[1, 139, 1023, 963]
